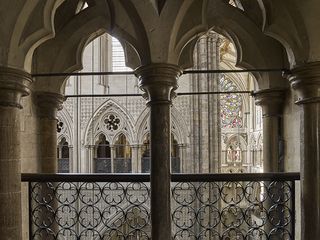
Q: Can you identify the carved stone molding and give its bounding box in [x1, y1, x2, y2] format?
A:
[135, 63, 183, 104]
[288, 61, 320, 104]
[0, 66, 33, 108]
[252, 88, 287, 117]
[34, 91, 66, 119]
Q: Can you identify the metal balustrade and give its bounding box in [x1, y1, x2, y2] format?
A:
[21, 172, 299, 240]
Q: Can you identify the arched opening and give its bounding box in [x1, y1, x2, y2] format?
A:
[141, 134, 150, 173]
[57, 137, 70, 173]
[114, 133, 132, 173]
[94, 134, 111, 173]
[140, 133, 181, 173]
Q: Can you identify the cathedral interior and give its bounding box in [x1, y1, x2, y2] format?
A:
[0, 0, 319, 239]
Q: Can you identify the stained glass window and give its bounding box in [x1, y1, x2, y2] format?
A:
[220, 75, 243, 128]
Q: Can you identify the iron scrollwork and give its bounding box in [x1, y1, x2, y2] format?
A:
[28, 177, 295, 239]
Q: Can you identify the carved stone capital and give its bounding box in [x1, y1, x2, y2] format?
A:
[0, 66, 33, 108]
[135, 63, 183, 104]
[252, 88, 286, 117]
[34, 92, 66, 119]
[287, 61, 320, 104]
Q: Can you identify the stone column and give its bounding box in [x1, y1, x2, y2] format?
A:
[110, 146, 115, 173]
[34, 92, 65, 173]
[288, 62, 320, 240]
[69, 145, 74, 172]
[253, 88, 286, 172]
[131, 144, 140, 173]
[0, 66, 32, 239]
[86, 145, 94, 173]
[190, 32, 220, 173]
[135, 63, 182, 240]
[137, 144, 143, 173]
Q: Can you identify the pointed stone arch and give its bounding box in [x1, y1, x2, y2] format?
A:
[84, 99, 136, 146]
[225, 134, 247, 151]
[57, 107, 73, 144]
[135, 105, 189, 145]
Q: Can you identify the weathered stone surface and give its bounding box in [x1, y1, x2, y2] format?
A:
[136, 63, 182, 240]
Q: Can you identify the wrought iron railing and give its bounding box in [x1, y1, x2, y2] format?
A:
[21, 172, 299, 240]
[171, 173, 299, 240]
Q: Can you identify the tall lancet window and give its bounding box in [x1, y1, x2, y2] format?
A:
[114, 134, 132, 173]
[57, 137, 70, 173]
[95, 134, 111, 173]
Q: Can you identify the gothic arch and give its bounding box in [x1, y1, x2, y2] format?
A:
[135, 106, 189, 145]
[171, 106, 189, 144]
[204, 1, 288, 89]
[33, 3, 110, 94]
[112, 131, 132, 146]
[84, 99, 136, 146]
[225, 134, 247, 151]
[4, 0, 64, 72]
[57, 108, 73, 144]
[136, 107, 150, 145]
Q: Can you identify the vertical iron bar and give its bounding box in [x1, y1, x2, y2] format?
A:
[28, 182, 32, 240]
[292, 180, 296, 239]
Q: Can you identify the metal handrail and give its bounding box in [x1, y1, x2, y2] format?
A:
[21, 172, 300, 183]
[32, 68, 290, 78]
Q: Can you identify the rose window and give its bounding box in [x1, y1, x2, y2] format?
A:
[104, 114, 121, 131]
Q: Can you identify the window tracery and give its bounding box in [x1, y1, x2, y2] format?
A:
[103, 113, 121, 132]
[220, 75, 243, 128]
[57, 137, 70, 173]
